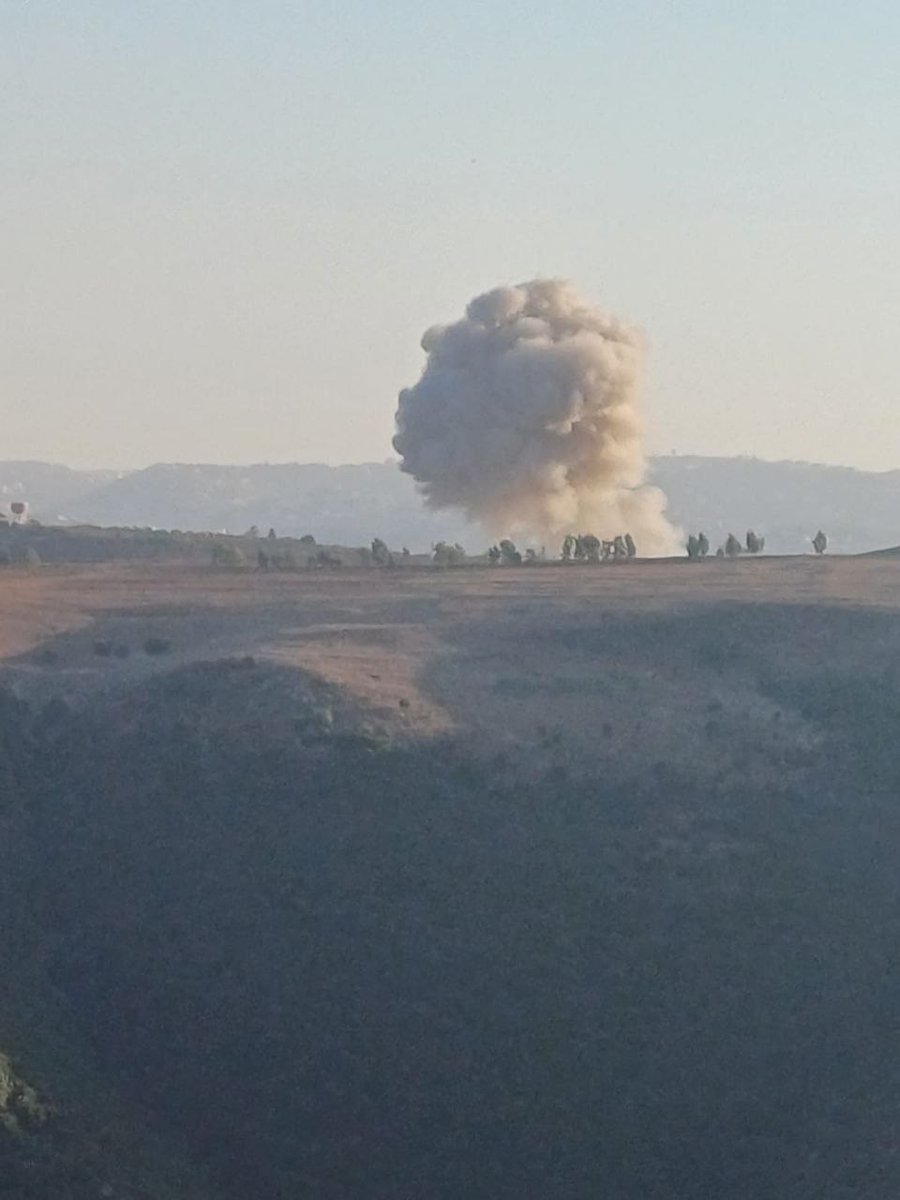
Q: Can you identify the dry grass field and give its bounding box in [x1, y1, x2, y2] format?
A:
[3, 554, 900, 783]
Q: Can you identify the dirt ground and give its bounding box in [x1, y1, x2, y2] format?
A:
[2, 556, 900, 781]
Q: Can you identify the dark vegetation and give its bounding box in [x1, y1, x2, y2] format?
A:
[485, 535, 637, 566]
[142, 636, 172, 656]
[0, 522, 380, 570]
[688, 530, 768, 558]
[4, 604, 900, 1196]
[0, 517, 838, 573]
[0, 522, 435, 573]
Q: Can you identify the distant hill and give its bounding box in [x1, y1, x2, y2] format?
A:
[1, 455, 898, 554]
[650, 455, 900, 555]
[67, 461, 471, 549]
[0, 461, 121, 521]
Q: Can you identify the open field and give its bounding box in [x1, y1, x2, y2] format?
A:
[4, 554, 900, 786]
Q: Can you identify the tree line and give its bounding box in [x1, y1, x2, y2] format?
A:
[684, 530, 828, 558]
[205, 527, 832, 572]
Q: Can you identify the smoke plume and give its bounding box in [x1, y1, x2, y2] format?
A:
[393, 279, 679, 554]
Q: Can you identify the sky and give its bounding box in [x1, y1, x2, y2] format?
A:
[2, 0, 899, 471]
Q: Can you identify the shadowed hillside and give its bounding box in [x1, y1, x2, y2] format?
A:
[4, 570, 900, 1196]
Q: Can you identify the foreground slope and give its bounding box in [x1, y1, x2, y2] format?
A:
[3, 557, 900, 1197]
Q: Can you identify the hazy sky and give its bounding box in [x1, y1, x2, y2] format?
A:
[3, 1, 899, 471]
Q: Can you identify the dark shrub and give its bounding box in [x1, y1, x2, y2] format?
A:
[144, 637, 172, 656]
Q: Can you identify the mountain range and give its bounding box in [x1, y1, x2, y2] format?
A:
[2, 456, 898, 554]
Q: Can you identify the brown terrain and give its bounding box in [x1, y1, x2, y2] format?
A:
[3, 554, 900, 785]
[5, 554, 900, 1198]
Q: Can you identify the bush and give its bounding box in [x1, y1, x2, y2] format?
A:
[211, 543, 245, 569]
[580, 535, 601, 563]
[433, 542, 466, 567]
[144, 636, 172, 656]
[371, 537, 393, 567]
[313, 549, 342, 569]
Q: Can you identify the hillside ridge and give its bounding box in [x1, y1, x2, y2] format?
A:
[2, 454, 899, 553]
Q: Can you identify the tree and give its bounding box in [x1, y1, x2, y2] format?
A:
[299, 534, 316, 546]
[313, 549, 342, 568]
[813, 530, 828, 555]
[525, 548, 538, 563]
[686, 534, 700, 559]
[745, 530, 765, 554]
[211, 543, 244, 568]
[267, 527, 277, 540]
[561, 535, 576, 561]
[433, 542, 465, 566]
[499, 539, 522, 565]
[613, 535, 628, 560]
[371, 537, 392, 567]
[581, 534, 601, 562]
[487, 545, 501, 565]
[624, 533, 637, 559]
[725, 533, 742, 558]
[697, 532, 710, 557]
[245, 525, 260, 538]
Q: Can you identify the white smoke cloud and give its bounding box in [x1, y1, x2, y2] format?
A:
[393, 278, 680, 555]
